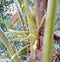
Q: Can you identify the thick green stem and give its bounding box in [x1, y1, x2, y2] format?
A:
[0, 28, 21, 62]
[23, 0, 35, 58]
[43, 0, 57, 62]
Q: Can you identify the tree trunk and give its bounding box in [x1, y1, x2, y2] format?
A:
[34, 0, 47, 49]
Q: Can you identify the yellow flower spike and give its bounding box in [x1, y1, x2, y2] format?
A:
[9, 34, 35, 42]
[7, 29, 28, 35]
[23, 5, 37, 31]
[38, 12, 48, 31]
[33, 40, 38, 50]
[34, 5, 39, 28]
